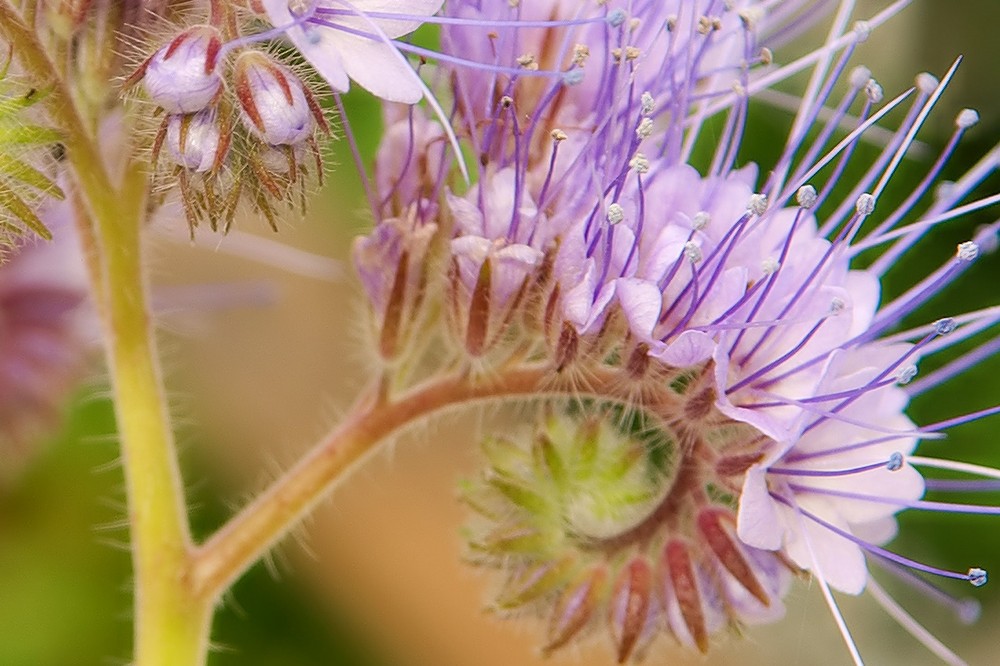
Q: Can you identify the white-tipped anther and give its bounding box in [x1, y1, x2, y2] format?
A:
[640, 91, 655, 115]
[636, 117, 654, 139]
[956, 240, 979, 262]
[865, 79, 884, 104]
[968, 568, 988, 587]
[830, 297, 846, 315]
[607, 9, 627, 27]
[957, 109, 980, 129]
[683, 241, 703, 263]
[607, 203, 625, 224]
[563, 69, 584, 86]
[852, 20, 871, 42]
[849, 66, 872, 88]
[692, 211, 710, 230]
[916, 72, 939, 93]
[886, 452, 904, 471]
[629, 153, 650, 174]
[761, 257, 780, 275]
[934, 318, 957, 336]
[896, 364, 918, 385]
[796, 184, 818, 208]
[856, 193, 876, 216]
[747, 193, 767, 216]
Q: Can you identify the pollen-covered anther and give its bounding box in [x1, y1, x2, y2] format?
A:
[759, 47, 773, 66]
[607, 203, 625, 224]
[967, 567, 988, 588]
[747, 193, 767, 216]
[640, 92, 655, 115]
[856, 193, 876, 216]
[886, 452, 905, 471]
[573, 44, 590, 66]
[629, 153, 650, 174]
[233, 51, 327, 146]
[683, 241, 703, 263]
[896, 364, 918, 385]
[692, 211, 710, 230]
[636, 117, 654, 140]
[957, 109, 980, 129]
[796, 184, 817, 208]
[865, 78, 884, 104]
[612, 46, 641, 64]
[934, 317, 957, 336]
[133, 25, 224, 114]
[551, 129, 568, 142]
[917, 72, 940, 93]
[956, 240, 979, 262]
[516, 54, 539, 71]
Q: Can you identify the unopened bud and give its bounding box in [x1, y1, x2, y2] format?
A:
[165, 110, 227, 172]
[141, 26, 224, 114]
[234, 52, 321, 146]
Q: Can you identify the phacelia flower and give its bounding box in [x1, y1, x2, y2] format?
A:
[257, 0, 445, 103]
[349, 1, 1000, 663]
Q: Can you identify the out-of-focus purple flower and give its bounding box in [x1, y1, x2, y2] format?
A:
[0, 184, 93, 482]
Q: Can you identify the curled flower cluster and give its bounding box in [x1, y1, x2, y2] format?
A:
[335, 0, 1000, 662]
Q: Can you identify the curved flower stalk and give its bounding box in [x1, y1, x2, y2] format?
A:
[345, 0, 1000, 662]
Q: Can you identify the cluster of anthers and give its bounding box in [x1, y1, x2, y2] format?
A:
[125, 1, 330, 234]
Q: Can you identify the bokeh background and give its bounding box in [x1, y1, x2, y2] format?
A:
[1, 1, 998, 664]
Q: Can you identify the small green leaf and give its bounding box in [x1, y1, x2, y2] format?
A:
[0, 179, 52, 240]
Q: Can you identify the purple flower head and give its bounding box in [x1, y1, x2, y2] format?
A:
[352, 1, 1000, 661]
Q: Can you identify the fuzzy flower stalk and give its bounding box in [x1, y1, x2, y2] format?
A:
[348, 1, 1000, 663]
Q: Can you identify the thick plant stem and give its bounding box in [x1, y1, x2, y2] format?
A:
[192, 365, 681, 600]
[0, 4, 209, 665]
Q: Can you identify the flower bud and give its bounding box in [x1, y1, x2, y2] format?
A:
[164, 110, 228, 173]
[234, 52, 324, 146]
[141, 26, 223, 113]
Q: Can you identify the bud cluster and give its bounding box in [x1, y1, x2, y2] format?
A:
[126, 9, 329, 235]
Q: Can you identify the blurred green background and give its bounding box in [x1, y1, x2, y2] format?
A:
[1, 1, 998, 665]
